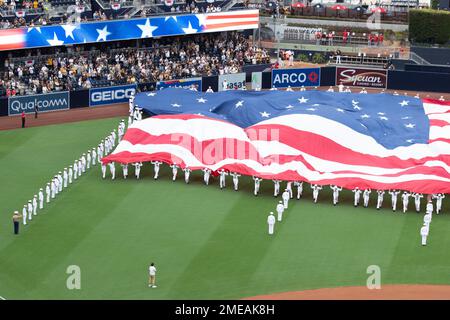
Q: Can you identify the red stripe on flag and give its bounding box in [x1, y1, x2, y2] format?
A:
[206, 14, 259, 20]
[205, 20, 259, 30]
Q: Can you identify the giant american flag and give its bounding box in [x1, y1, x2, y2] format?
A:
[102, 88, 450, 194]
[0, 10, 259, 51]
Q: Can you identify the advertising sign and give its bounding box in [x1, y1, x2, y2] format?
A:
[271, 68, 320, 88]
[218, 73, 246, 91]
[8, 92, 69, 115]
[89, 84, 137, 107]
[336, 67, 388, 88]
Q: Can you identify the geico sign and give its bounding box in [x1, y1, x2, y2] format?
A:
[273, 72, 307, 85]
[91, 88, 135, 102]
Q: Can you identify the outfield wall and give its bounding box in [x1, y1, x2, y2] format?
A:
[1, 65, 450, 117]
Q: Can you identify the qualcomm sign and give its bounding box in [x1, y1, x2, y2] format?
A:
[89, 84, 137, 107]
[271, 68, 321, 88]
[8, 92, 70, 116]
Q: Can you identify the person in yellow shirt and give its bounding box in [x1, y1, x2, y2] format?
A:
[12, 211, 22, 235]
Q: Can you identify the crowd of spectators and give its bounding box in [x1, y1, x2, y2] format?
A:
[0, 32, 270, 96]
[314, 30, 384, 46]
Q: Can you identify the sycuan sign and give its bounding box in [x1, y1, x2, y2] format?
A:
[336, 67, 388, 88]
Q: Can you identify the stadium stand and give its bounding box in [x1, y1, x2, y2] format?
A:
[0, 32, 269, 96]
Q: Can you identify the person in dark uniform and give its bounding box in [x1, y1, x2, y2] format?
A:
[34, 104, 39, 119]
[12, 211, 22, 235]
[21, 111, 26, 128]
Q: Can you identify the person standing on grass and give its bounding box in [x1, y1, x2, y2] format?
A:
[38, 188, 44, 209]
[12, 211, 22, 235]
[420, 224, 429, 246]
[22, 205, 27, 225]
[21, 111, 26, 128]
[109, 162, 116, 180]
[152, 161, 162, 180]
[253, 176, 261, 196]
[276, 201, 284, 222]
[148, 263, 157, 288]
[267, 212, 276, 235]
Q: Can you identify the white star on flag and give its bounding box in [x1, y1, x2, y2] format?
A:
[399, 100, 409, 107]
[235, 100, 244, 108]
[147, 92, 156, 97]
[96, 26, 111, 42]
[137, 19, 158, 38]
[47, 33, 64, 46]
[164, 16, 178, 22]
[306, 108, 317, 111]
[298, 97, 309, 103]
[336, 108, 345, 113]
[171, 103, 181, 108]
[377, 112, 385, 116]
[351, 100, 359, 105]
[361, 114, 370, 119]
[27, 27, 41, 33]
[197, 98, 207, 103]
[285, 105, 294, 109]
[62, 24, 77, 40]
[405, 123, 416, 128]
[353, 105, 362, 110]
[260, 111, 271, 118]
[182, 21, 197, 35]
[406, 139, 414, 143]
[379, 116, 389, 121]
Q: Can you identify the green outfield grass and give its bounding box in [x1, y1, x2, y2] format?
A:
[0, 117, 449, 300]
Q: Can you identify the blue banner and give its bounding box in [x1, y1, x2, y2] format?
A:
[156, 78, 202, 91]
[0, 9, 259, 51]
[89, 84, 137, 107]
[271, 68, 321, 88]
[8, 92, 69, 116]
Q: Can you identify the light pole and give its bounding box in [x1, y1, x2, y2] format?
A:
[273, 1, 280, 64]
